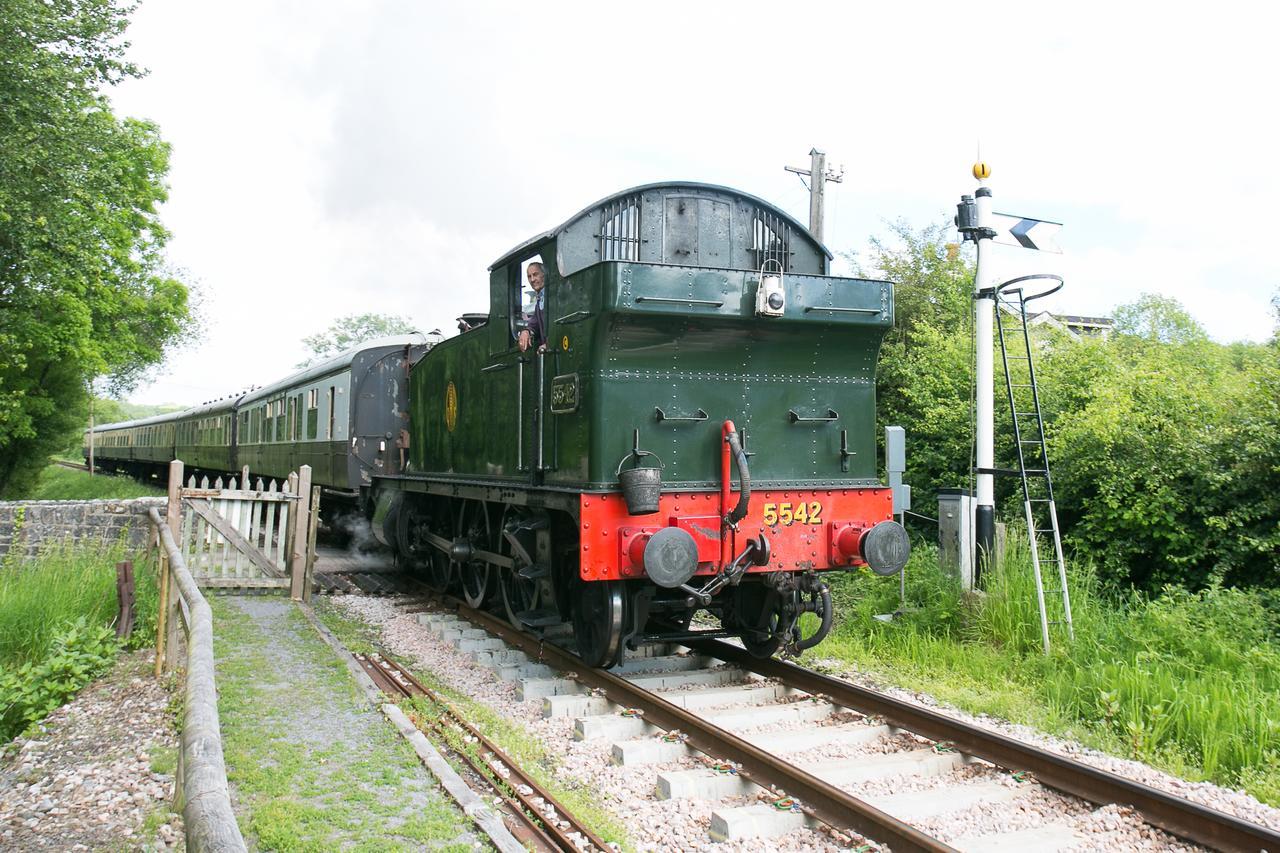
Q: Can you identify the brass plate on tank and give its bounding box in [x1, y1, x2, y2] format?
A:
[445, 381, 458, 432]
[550, 373, 579, 414]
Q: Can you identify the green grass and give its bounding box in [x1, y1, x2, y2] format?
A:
[0, 539, 157, 669]
[212, 598, 473, 851]
[812, 533, 1280, 806]
[28, 463, 164, 500]
[315, 600, 632, 849]
[0, 540, 158, 742]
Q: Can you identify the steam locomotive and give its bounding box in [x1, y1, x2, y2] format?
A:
[88, 181, 909, 667]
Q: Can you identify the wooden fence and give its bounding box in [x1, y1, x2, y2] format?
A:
[147, 506, 246, 852]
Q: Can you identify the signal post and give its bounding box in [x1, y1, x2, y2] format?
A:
[956, 162, 998, 582]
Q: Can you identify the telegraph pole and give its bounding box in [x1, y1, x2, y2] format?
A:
[955, 161, 996, 583]
[784, 148, 844, 242]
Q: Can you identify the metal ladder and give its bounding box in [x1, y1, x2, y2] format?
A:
[994, 275, 1073, 653]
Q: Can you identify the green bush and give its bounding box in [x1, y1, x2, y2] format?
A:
[0, 617, 119, 741]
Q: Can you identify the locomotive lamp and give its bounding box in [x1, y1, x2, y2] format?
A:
[755, 259, 786, 317]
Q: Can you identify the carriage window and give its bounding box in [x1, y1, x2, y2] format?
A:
[306, 389, 318, 439]
[327, 387, 335, 439]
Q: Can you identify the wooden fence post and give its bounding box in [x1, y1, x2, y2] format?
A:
[115, 560, 136, 638]
[303, 485, 321, 603]
[154, 528, 169, 679]
[289, 466, 312, 600]
[163, 460, 184, 673]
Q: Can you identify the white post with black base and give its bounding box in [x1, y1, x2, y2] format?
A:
[956, 163, 998, 583]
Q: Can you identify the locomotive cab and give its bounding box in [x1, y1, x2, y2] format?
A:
[387, 182, 908, 666]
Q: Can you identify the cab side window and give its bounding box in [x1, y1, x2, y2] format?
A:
[508, 254, 546, 347]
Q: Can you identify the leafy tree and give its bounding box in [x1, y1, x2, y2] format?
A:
[851, 222, 976, 503]
[849, 220, 973, 338]
[1112, 293, 1208, 344]
[299, 313, 419, 365]
[1036, 298, 1278, 590]
[856, 224, 1279, 592]
[0, 0, 192, 497]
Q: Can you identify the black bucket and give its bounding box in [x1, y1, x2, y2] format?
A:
[616, 451, 664, 515]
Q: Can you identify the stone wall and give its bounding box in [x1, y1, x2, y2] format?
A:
[0, 498, 166, 561]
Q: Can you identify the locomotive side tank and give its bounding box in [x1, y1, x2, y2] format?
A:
[378, 182, 908, 666]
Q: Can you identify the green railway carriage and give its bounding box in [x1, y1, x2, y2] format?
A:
[174, 400, 238, 475]
[376, 182, 909, 667]
[85, 336, 428, 496]
[82, 412, 177, 478]
[235, 337, 428, 493]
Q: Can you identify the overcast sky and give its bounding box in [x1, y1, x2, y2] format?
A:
[110, 1, 1279, 405]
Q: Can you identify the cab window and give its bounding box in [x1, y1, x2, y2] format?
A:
[508, 254, 546, 346]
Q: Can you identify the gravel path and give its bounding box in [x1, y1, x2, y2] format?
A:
[0, 650, 182, 850]
[212, 595, 479, 850]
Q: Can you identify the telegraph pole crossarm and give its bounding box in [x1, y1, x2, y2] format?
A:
[784, 148, 845, 243]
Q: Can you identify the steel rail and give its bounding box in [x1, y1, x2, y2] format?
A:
[386, 655, 613, 853]
[355, 653, 563, 852]
[694, 638, 1280, 853]
[445, 597, 956, 853]
[354, 652, 608, 853]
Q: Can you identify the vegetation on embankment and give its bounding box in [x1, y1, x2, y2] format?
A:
[817, 538, 1280, 807]
[0, 0, 196, 500]
[864, 225, 1280, 593]
[0, 540, 158, 742]
[26, 463, 165, 501]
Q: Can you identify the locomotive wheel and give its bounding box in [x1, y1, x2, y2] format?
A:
[572, 578, 625, 669]
[498, 507, 540, 629]
[455, 501, 492, 608]
[414, 494, 455, 589]
[396, 500, 447, 588]
[427, 550, 453, 593]
[732, 583, 786, 659]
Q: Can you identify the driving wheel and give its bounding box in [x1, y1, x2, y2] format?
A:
[572, 578, 625, 669]
[455, 500, 492, 608]
[731, 583, 789, 659]
[498, 506, 541, 628]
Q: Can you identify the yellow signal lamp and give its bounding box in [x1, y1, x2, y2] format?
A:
[972, 161, 992, 181]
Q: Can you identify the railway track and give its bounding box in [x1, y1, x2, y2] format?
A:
[355, 651, 610, 853]
[376, 590, 1280, 853]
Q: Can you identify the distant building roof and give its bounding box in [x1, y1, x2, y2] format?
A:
[1007, 308, 1115, 341]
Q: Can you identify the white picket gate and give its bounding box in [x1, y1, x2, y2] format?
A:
[163, 460, 319, 597]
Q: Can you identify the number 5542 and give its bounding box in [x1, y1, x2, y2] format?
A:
[761, 501, 822, 526]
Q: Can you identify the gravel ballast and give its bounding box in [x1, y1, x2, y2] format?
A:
[329, 594, 1279, 851]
